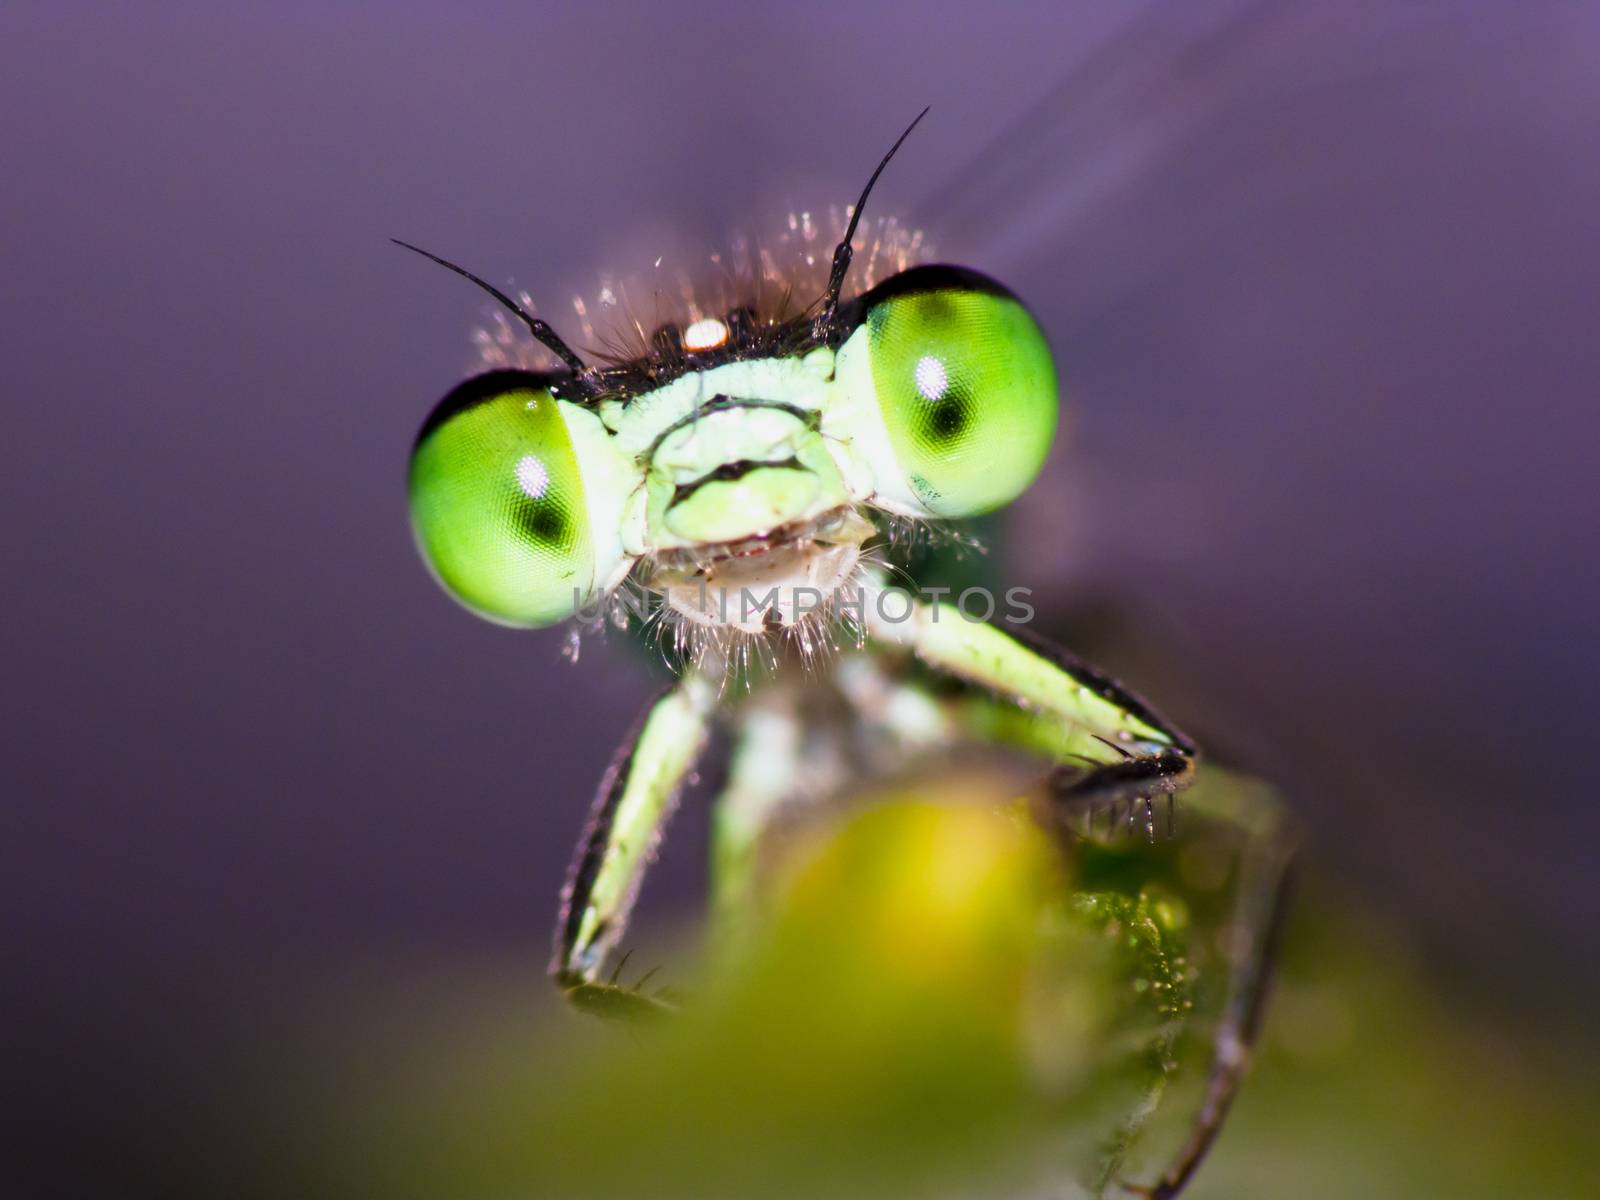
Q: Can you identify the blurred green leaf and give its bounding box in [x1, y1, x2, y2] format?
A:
[267, 768, 1598, 1200]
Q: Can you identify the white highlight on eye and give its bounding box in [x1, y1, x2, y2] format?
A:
[515, 454, 550, 499]
[683, 317, 730, 351]
[914, 355, 948, 401]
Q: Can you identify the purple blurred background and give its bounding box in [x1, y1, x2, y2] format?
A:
[3, 0, 1596, 1184]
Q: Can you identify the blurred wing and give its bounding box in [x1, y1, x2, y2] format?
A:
[908, 0, 1484, 587]
[922, 0, 1391, 294]
[911, 0, 1600, 991]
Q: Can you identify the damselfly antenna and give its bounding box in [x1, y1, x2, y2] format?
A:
[391, 238, 592, 384]
[813, 106, 930, 339]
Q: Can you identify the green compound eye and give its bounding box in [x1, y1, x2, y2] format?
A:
[408, 371, 593, 627]
[862, 266, 1058, 517]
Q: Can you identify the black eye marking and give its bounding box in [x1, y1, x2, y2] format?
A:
[918, 387, 972, 446]
[512, 496, 572, 548]
[855, 264, 1020, 311]
[414, 370, 565, 451]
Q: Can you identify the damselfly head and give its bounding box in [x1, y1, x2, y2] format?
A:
[400, 114, 1059, 667]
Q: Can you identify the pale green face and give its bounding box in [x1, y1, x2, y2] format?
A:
[613, 356, 852, 553]
[409, 372, 597, 627]
[408, 267, 1059, 627]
